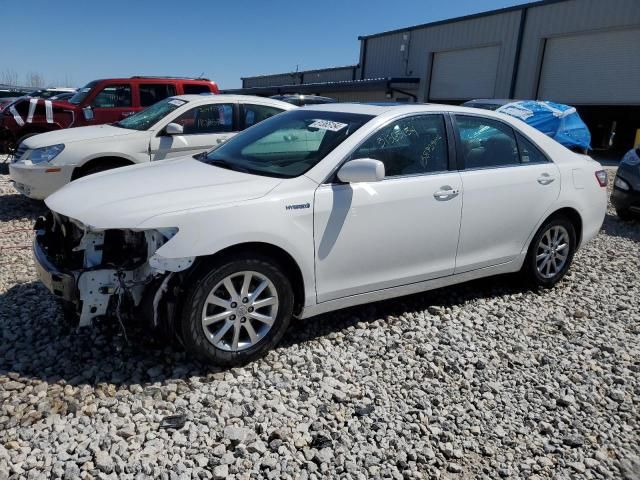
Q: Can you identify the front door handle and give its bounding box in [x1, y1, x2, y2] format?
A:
[537, 173, 555, 185]
[433, 186, 460, 201]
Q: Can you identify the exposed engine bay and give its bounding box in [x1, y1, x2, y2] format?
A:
[34, 211, 195, 328]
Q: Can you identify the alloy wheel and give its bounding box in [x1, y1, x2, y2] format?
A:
[201, 270, 279, 351]
[535, 225, 570, 279]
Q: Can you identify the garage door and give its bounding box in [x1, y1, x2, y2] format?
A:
[429, 45, 500, 101]
[538, 28, 640, 105]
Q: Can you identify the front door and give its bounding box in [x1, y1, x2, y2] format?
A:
[314, 113, 463, 302]
[452, 114, 561, 272]
[149, 103, 236, 161]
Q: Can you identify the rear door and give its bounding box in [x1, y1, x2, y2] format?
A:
[89, 83, 135, 124]
[149, 102, 236, 161]
[139, 83, 176, 108]
[452, 114, 561, 273]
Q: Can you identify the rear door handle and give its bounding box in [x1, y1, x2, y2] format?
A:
[433, 186, 460, 201]
[537, 173, 555, 185]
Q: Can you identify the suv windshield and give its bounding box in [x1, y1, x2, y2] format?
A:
[68, 81, 98, 105]
[115, 98, 188, 131]
[202, 110, 373, 178]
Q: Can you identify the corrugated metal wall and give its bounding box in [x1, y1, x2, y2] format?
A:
[515, 0, 640, 100]
[304, 67, 355, 83]
[243, 67, 357, 88]
[362, 11, 522, 101]
[243, 73, 302, 88]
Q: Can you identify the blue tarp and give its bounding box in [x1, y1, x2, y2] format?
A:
[496, 100, 591, 151]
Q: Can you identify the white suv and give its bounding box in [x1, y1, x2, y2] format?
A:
[9, 95, 293, 199]
[34, 103, 607, 365]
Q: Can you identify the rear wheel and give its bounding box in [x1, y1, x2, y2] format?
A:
[522, 216, 576, 288]
[180, 255, 294, 365]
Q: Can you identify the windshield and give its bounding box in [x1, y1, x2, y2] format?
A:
[115, 98, 188, 131]
[202, 109, 373, 178]
[68, 81, 98, 105]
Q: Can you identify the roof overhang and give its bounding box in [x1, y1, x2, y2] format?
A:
[220, 77, 420, 96]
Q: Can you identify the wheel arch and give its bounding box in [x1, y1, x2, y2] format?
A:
[545, 206, 583, 248]
[71, 155, 135, 180]
[187, 242, 306, 316]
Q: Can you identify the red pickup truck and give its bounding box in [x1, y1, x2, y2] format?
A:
[0, 76, 219, 152]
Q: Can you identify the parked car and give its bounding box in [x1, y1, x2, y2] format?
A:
[270, 94, 336, 106]
[10, 95, 293, 199]
[462, 99, 515, 111]
[0, 76, 218, 153]
[49, 92, 75, 102]
[34, 103, 607, 364]
[465, 99, 591, 154]
[611, 146, 640, 220]
[25, 87, 77, 99]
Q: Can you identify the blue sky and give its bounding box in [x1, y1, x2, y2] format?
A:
[3, 0, 523, 89]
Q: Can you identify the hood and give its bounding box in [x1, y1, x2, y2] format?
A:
[24, 124, 138, 148]
[45, 156, 282, 229]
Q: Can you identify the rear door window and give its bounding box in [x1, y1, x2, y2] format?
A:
[92, 84, 132, 108]
[139, 84, 177, 107]
[172, 103, 234, 134]
[454, 115, 519, 169]
[183, 84, 212, 95]
[241, 104, 284, 129]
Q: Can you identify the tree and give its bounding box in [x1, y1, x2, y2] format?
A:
[0, 69, 19, 86]
[26, 72, 45, 88]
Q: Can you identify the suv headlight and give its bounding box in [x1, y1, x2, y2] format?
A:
[30, 144, 65, 164]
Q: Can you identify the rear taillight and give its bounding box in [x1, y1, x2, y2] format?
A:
[595, 170, 608, 187]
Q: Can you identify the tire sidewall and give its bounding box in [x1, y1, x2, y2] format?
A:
[180, 255, 294, 365]
[526, 217, 576, 288]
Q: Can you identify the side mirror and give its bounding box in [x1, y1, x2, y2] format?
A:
[82, 106, 94, 121]
[337, 158, 385, 183]
[165, 123, 184, 135]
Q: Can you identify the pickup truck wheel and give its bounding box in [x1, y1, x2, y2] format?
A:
[522, 216, 576, 288]
[180, 256, 294, 365]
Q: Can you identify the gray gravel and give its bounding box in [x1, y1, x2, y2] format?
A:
[0, 157, 638, 479]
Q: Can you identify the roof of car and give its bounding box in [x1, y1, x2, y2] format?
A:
[298, 102, 512, 118]
[170, 94, 296, 107]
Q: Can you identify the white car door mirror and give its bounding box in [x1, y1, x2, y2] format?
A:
[82, 106, 93, 121]
[337, 158, 385, 183]
[165, 123, 184, 135]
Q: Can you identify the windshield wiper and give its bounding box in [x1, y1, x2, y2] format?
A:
[206, 159, 250, 173]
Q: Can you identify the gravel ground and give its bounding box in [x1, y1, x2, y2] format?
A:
[0, 157, 638, 479]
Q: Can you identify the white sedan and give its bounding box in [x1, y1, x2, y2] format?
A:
[9, 94, 294, 199]
[34, 103, 607, 364]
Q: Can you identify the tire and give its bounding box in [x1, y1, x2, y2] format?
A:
[77, 163, 118, 178]
[616, 208, 634, 221]
[522, 216, 576, 288]
[180, 255, 294, 365]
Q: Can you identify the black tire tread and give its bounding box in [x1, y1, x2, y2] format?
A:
[179, 254, 293, 366]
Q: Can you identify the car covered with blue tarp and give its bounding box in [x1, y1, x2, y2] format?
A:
[495, 100, 591, 152]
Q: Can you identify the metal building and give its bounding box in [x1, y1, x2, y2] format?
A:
[224, 0, 640, 151]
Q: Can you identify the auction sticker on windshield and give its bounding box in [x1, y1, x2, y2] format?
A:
[309, 119, 348, 132]
[169, 99, 186, 107]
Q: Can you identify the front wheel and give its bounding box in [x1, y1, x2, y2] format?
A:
[522, 216, 576, 288]
[180, 255, 294, 365]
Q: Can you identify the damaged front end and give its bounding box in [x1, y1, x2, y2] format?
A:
[33, 211, 195, 328]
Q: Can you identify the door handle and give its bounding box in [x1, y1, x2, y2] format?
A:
[537, 173, 555, 185]
[433, 186, 460, 201]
